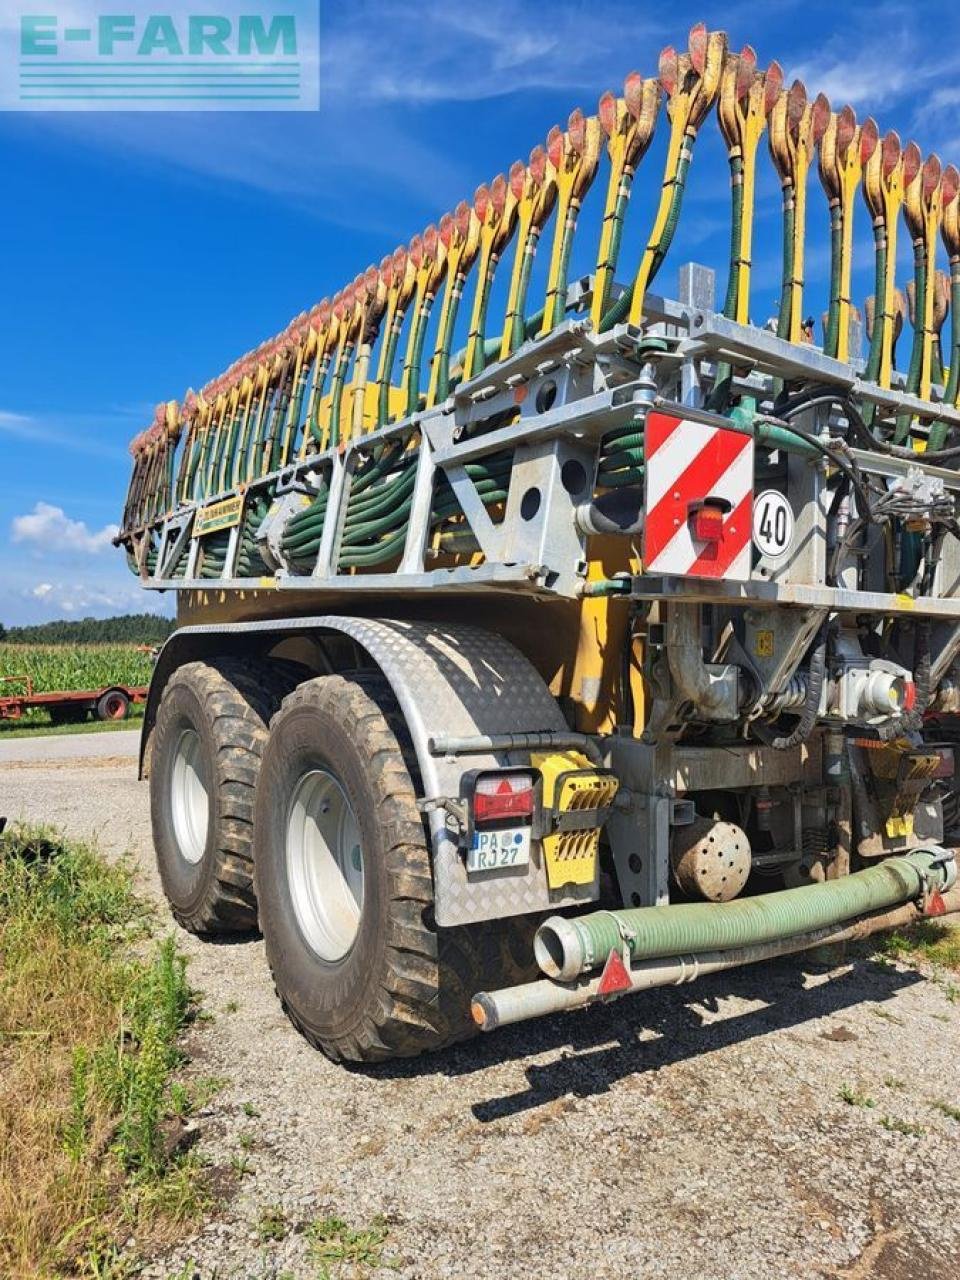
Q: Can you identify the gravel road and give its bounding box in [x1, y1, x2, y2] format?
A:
[3, 737, 960, 1280]
[0, 727, 139, 764]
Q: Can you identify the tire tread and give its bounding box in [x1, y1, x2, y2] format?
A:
[154, 656, 305, 934]
[260, 670, 540, 1062]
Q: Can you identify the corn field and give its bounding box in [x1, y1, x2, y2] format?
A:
[0, 645, 152, 695]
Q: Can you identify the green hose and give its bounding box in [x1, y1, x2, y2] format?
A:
[304, 352, 333, 449]
[377, 319, 403, 427]
[894, 241, 927, 444]
[327, 345, 353, 449]
[861, 225, 890, 428]
[776, 190, 796, 340]
[707, 153, 746, 413]
[928, 272, 960, 451]
[404, 296, 434, 415]
[504, 228, 541, 355]
[544, 208, 578, 333]
[467, 254, 499, 379]
[433, 273, 467, 403]
[823, 201, 843, 359]
[538, 849, 954, 979]
[721, 154, 744, 321]
[599, 141, 693, 333]
[595, 176, 635, 322]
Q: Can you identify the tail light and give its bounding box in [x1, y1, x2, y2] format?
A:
[688, 497, 730, 543]
[472, 771, 535, 826]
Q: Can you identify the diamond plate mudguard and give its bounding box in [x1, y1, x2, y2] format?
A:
[149, 616, 587, 926]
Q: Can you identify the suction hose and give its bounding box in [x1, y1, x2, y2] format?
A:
[535, 847, 957, 982]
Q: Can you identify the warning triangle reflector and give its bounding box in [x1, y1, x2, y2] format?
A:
[924, 887, 947, 917]
[597, 947, 632, 997]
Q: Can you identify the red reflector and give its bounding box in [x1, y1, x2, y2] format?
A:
[689, 504, 725, 543]
[931, 748, 955, 779]
[473, 773, 534, 824]
[925, 887, 947, 917]
[902, 680, 917, 712]
[597, 947, 632, 997]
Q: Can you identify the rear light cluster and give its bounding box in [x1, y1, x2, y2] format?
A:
[472, 772, 535, 826]
[688, 498, 730, 544]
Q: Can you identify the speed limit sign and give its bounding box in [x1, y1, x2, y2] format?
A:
[752, 489, 794, 560]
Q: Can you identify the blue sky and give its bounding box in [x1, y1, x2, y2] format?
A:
[1, 0, 959, 624]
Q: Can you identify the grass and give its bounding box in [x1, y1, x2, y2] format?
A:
[0, 823, 207, 1277]
[838, 1083, 876, 1109]
[0, 708, 144, 739]
[932, 1099, 960, 1122]
[875, 920, 960, 973]
[879, 1116, 926, 1137]
[230, 1153, 254, 1179]
[306, 1215, 395, 1279]
[257, 1204, 289, 1243]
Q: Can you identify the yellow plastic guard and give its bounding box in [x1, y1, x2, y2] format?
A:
[885, 813, 914, 840]
[531, 750, 619, 890]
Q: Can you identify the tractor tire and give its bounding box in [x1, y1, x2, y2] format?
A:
[96, 688, 130, 721]
[253, 671, 540, 1063]
[150, 657, 305, 935]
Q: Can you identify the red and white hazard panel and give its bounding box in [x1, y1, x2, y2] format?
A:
[643, 410, 754, 581]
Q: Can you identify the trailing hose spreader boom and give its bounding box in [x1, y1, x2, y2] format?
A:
[125, 25, 960, 1056]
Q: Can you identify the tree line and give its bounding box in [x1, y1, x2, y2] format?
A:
[0, 614, 176, 645]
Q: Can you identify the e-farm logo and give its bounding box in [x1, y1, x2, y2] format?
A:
[3, 2, 319, 110]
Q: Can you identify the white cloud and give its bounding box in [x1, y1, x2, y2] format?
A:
[19, 578, 173, 618]
[12, 502, 119, 555]
[0, 406, 129, 460]
[322, 2, 662, 104]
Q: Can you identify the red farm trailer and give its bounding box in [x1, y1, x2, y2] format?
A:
[0, 675, 148, 725]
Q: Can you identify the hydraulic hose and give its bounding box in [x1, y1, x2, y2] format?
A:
[753, 624, 828, 750]
[599, 151, 691, 332]
[876, 619, 932, 741]
[535, 847, 957, 981]
[775, 386, 960, 466]
[776, 195, 796, 340]
[823, 199, 844, 358]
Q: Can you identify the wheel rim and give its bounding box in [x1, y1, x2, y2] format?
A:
[286, 768, 364, 961]
[104, 694, 126, 719]
[170, 728, 210, 865]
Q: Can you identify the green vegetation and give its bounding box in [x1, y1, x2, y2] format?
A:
[0, 709, 145, 739]
[306, 1214, 395, 1279]
[0, 643, 153, 734]
[875, 920, 960, 973]
[0, 613, 174, 646]
[257, 1204, 290, 1243]
[879, 1116, 926, 1137]
[0, 643, 153, 694]
[0, 824, 206, 1277]
[932, 1099, 960, 1122]
[838, 1083, 876, 1109]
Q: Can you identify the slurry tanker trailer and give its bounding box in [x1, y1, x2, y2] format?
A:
[118, 25, 960, 1061]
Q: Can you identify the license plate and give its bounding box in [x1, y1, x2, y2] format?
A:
[467, 826, 531, 873]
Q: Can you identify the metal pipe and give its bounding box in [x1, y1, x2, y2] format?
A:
[574, 488, 644, 536]
[666, 602, 738, 720]
[472, 888, 960, 1032]
[534, 847, 958, 981]
[428, 731, 603, 766]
